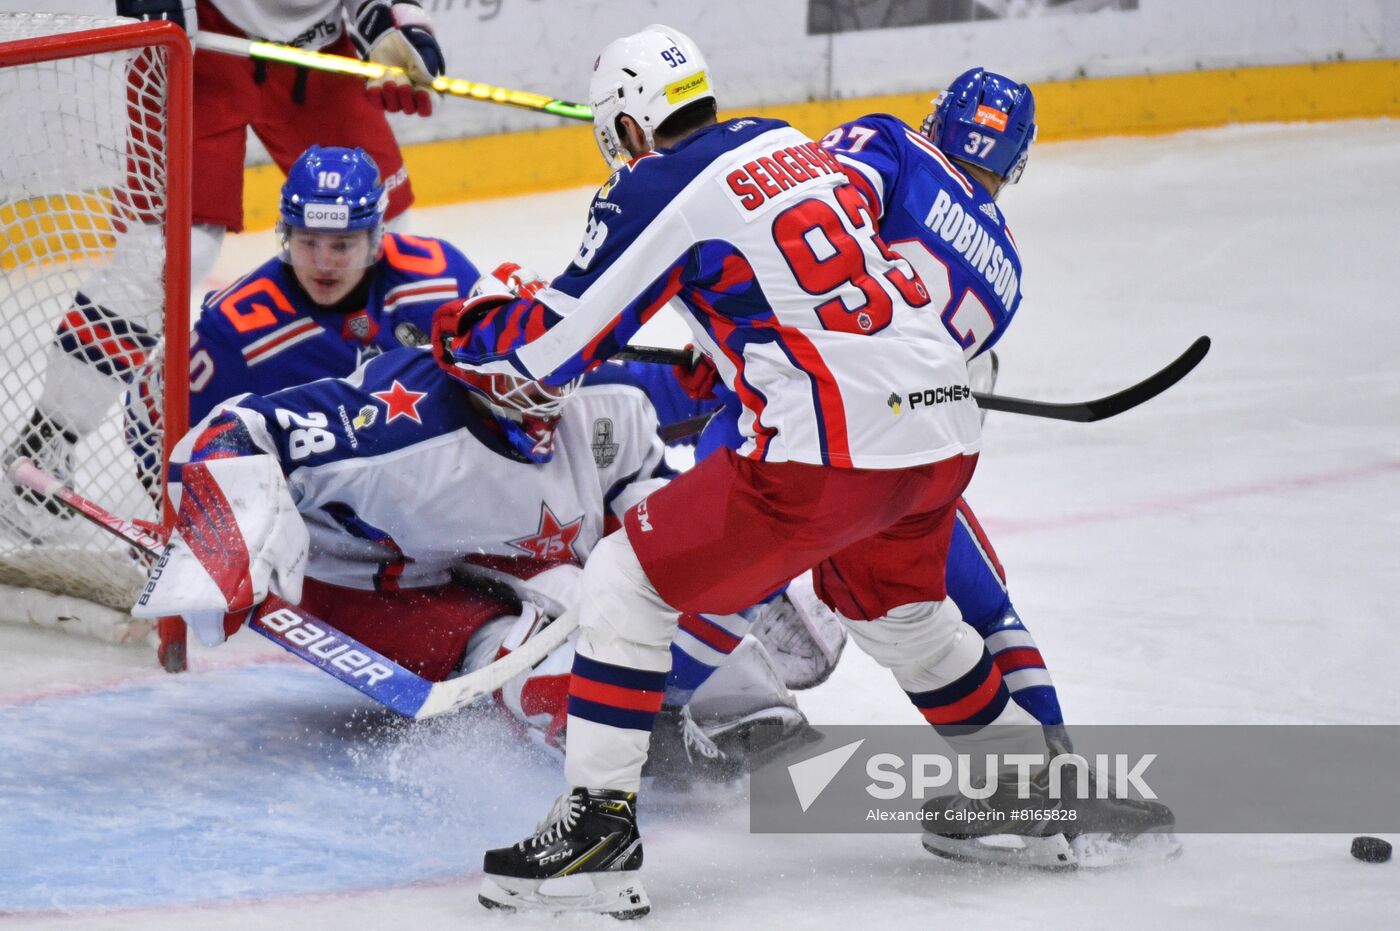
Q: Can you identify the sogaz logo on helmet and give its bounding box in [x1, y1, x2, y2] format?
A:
[304, 203, 351, 229]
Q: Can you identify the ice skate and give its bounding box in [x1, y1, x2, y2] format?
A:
[480, 787, 650, 919]
[921, 764, 1179, 870]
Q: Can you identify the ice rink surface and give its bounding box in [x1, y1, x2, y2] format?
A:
[3, 118, 1399, 929]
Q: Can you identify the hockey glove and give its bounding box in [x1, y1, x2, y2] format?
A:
[350, 0, 444, 116]
[116, 0, 197, 39]
[673, 345, 720, 401]
[131, 455, 308, 646]
[431, 262, 547, 370]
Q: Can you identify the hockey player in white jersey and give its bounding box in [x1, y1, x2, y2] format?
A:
[433, 25, 1044, 918]
[134, 268, 804, 772]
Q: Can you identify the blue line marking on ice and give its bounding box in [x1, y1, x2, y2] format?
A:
[0, 664, 562, 913]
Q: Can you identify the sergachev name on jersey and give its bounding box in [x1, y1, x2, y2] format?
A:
[924, 188, 1020, 308]
[723, 141, 846, 212]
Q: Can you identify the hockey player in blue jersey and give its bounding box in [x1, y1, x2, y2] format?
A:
[123, 144, 484, 487]
[185, 144, 482, 425]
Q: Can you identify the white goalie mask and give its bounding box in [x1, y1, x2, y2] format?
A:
[589, 24, 715, 170]
[456, 270, 581, 462]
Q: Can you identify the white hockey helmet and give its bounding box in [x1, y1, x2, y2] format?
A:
[588, 24, 715, 170]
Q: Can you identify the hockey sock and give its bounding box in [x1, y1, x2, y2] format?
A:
[664, 611, 749, 706]
[968, 606, 1064, 727]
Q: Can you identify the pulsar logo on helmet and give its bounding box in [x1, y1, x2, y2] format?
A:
[304, 203, 350, 229]
[665, 71, 709, 105]
[887, 393, 902, 414]
[973, 105, 1009, 131]
[592, 418, 618, 468]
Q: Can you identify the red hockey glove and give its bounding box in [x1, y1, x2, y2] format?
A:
[351, 1, 445, 116]
[673, 345, 720, 401]
[431, 261, 549, 369]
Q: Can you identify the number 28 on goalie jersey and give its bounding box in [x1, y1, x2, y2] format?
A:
[823, 114, 1024, 360]
[451, 117, 980, 471]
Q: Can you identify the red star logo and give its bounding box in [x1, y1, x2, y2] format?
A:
[508, 503, 584, 562]
[371, 380, 427, 424]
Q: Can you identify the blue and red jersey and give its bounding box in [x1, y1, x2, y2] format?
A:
[188, 232, 480, 423]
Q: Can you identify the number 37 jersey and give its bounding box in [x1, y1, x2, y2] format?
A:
[822, 113, 1025, 361]
[457, 118, 981, 471]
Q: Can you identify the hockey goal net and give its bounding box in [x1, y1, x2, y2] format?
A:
[0, 14, 190, 666]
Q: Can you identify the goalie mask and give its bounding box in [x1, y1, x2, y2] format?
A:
[452, 271, 580, 463]
[276, 145, 388, 270]
[589, 24, 715, 170]
[458, 370, 581, 463]
[921, 68, 1037, 195]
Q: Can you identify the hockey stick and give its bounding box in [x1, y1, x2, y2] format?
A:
[195, 32, 593, 122]
[614, 336, 1212, 424]
[5, 458, 577, 720]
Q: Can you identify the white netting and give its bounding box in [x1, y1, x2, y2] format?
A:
[0, 13, 181, 619]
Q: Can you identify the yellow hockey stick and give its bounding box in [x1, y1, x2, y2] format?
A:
[196, 31, 594, 122]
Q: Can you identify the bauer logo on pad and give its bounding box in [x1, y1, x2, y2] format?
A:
[304, 203, 351, 229]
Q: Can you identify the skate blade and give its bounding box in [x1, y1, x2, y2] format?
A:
[479, 871, 650, 920]
[1071, 831, 1184, 869]
[921, 831, 1076, 870]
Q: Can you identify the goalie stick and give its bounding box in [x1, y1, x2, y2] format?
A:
[195, 32, 593, 122]
[4, 458, 577, 721]
[614, 336, 1212, 424]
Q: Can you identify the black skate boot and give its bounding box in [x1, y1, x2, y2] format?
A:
[920, 762, 1179, 869]
[479, 787, 649, 918]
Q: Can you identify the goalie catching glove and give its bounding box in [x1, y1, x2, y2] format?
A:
[348, 0, 445, 115]
[132, 455, 308, 646]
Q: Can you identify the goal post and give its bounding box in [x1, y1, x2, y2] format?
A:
[0, 14, 190, 670]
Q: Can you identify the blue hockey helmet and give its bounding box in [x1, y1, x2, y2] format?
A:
[277, 146, 387, 265]
[921, 68, 1037, 191]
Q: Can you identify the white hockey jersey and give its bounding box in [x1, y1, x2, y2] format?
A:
[204, 0, 360, 49]
[170, 349, 669, 592]
[450, 117, 982, 470]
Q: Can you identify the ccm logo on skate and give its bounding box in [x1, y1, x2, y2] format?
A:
[259, 608, 395, 685]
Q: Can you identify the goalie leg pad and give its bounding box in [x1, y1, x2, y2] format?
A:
[749, 570, 847, 690]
